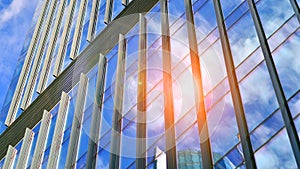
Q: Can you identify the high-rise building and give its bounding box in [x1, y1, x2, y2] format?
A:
[0, 0, 300, 168]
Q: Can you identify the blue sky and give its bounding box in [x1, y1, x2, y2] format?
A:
[0, 0, 38, 111]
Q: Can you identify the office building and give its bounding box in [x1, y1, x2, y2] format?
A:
[0, 0, 300, 168]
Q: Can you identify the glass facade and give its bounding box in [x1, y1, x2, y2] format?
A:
[0, 0, 300, 168]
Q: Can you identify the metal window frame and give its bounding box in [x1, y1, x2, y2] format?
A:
[65, 73, 89, 168]
[247, 0, 300, 167]
[5, 0, 51, 126]
[288, 0, 300, 23]
[37, 0, 68, 94]
[86, 54, 107, 169]
[109, 33, 126, 169]
[30, 110, 52, 169]
[160, 0, 177, 168]
[21, 0, 59, 110]
[213, 0, 257, 168]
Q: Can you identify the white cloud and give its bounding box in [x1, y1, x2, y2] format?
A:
[0, 0, 26, 28]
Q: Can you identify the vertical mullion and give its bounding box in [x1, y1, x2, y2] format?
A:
[87, 0, 100, 42]
[104, 0, 114, 24]
[86, 54, 107, 169]
[30, 110, 52, 169]
[65, 73, 89, 168]
[160, 0, 177, 168]
[213, 0, 257, 168]
[289, 0, 300, 23]
[136, 13, 147, 169]
[37, 0, 68, 94]
[46, 92, 70, 169]
[247, 0, 300, 167]
[21, 0, 59, 110]
[69, 0, 88, 60]
[109, 34, 126, 169]
[53, 0, 78, 77]
[16, 128, 35, 169]
[184, 0, 213, 168]
[3, 145, 17, 169]
[5, 0, 51, 126]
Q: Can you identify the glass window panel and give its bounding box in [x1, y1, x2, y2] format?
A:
[194, 0, 218, 42]
[76, 105, 93, 166]
[26, 122, 41, 168]
[200, 40, 226, 94]
[215, 145, 244, 168]
[294, 116, 300, 139]
[273, 30, 300, 98]
[0, 157, 4, 168]
[254, 129, 297, 169]
[12, 140, 23, 168]
[96, 148, 110, 168]
[267, 16, 299, 51]
[168, 0, 185, 24]
[207, 94, 240, 163]
[289, 91, 300, 117]
[171, 23, 189, 68]
[112, 0, 124, 20]
[57, 139, 70, 168]
[147, 48, 163, 93]
[173, 67, 195, 120]
[95, 0, 107, 34]
[239, 62, 279, 131]
[250, 110, 284, 151]
[220, 0, 244, 18]
[257, 0, 294, 37]
[177, 131, 202, 168]
[227, 12, 260, 66]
